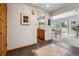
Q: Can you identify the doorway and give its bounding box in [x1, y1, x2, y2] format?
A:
[37, 11, 45, 46]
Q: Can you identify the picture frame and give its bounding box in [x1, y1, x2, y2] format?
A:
[48, 19, 51, 26]
[20, 13, 30, 25]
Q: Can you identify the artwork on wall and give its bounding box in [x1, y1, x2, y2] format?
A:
[48, 19, 51, 26]
[20, 13, 30, 25]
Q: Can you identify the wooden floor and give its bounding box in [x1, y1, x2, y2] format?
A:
[7, 39, 79, 56]
[7, 39, 52, 56]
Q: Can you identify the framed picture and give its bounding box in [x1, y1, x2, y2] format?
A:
[48, 19, 51, 26]
[20, 13, 30, 25]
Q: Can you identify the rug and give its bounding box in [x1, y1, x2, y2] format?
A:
[32, 44, 69, 56]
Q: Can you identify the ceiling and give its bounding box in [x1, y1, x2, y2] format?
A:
[28, 3, 70, 12]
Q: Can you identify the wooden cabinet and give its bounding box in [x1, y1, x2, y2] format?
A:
[37, 29, 45, 40]
[0, 3, 7, 56]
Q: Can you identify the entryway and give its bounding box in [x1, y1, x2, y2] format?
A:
[37, 11, 45, 46]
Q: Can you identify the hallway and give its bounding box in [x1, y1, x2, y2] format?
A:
[1, 3, 79, 56]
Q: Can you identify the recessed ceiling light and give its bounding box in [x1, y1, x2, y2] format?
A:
[46, 4, 50, 7]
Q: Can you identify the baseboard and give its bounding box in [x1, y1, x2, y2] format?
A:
[7, 43, 37, 52]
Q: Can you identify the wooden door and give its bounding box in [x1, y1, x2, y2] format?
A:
[0, 3, 7, 56]
[2, 21, 7, 55]
[0, 20, 3, 56]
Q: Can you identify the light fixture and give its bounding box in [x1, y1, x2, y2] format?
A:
[41, 13, 45, 17]
[32, 10, 35, 15]
[41, 13, 44, 17]
[46, 4, 50, 8]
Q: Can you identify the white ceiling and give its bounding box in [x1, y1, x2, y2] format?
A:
[29, 3, 70, 12]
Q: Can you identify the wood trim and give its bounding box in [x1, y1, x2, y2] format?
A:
[7, 43, 37, 52]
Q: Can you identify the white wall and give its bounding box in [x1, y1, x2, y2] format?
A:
[7, 4, 37, 50]
[45, 13, 52, 41]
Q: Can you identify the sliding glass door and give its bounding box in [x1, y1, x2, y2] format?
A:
[52, 15, 79, 39]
